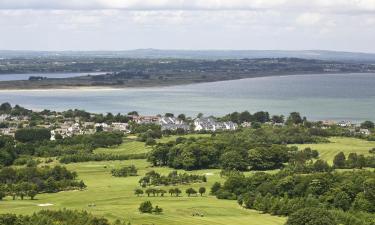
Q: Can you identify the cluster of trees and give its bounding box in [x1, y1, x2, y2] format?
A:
[0, 165, 85, 200]
[59, 153, 146, 164]
[111, 165, 138, 177]
[333, 152, 375, 169]
[212, 170, 375, 224]
[148, 127, 325, 171]
[0, 209, 129, 225]
[0, 131, 124, 166]
[0, 102, 31, 116]
[138, 170, 206, 187]
[15, 128, 51, 143]
[134, 187, 206, 197]
[138, 201, 163, 214]
[222, 111, 307, 126]
[131, 123, 162, 145]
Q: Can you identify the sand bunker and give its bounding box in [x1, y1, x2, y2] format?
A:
[37, 203, 54, 207]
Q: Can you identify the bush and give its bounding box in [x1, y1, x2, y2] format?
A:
[286, 208, 337, 225]
[15, 128, 51, 143]
[139, 201, 153, 213]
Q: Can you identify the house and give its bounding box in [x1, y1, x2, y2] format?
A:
[0, 114, 9, 122]
[337, 121, 352, 127]
[130, 115, 160, 124]
[111, 122, 129, 132]
[359, 129, 371, 135]
[194, 117, 238, 132]
[161, 124, 190, 131]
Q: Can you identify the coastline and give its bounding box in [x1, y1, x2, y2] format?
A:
[0, 72, 374, 92]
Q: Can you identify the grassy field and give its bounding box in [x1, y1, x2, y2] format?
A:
[1, 134, 284, 225]
[4, 136, 371, 224]
[0, 159, 285, 225]
[94, 134, 211, 155]
[291, 137, 375, 163]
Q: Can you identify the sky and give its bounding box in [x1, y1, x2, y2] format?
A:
[0, 0, 375, 52]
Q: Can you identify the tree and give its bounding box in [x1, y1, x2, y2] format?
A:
[134, 189, 144, 197]
[139, 201, 153, 213]
[286, 112, 303, 125]
[286, 207, 337, 225]
[333, 191, 351, 211]
[313, 160, 332, 172]
[185, 188, 197, 197]
[271, 115, 284, 124]
[168, 188, 175, 196]
[177, 114, 186, 121]
[0, 102, 12, 113]
[211, 182, 221, 195]
[220, 151, 248, 171]
[361, 121, 374, 129]
[333, 152, 346, 168]
[198, 187, 206, 196]
[0, 185, 5, 200]
[153, 205, 163, 214]
[15, 128, 51, 143]
[174, 188, 182, 197]
[159, 189, 166, 197]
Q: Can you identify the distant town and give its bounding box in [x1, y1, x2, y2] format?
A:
[0, 102, 372, 140]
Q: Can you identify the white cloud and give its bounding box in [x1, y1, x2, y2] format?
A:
[0, 0, 375, 13]
[296, 13, 322, 26]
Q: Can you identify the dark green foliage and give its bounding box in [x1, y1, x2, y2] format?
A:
[59, 153, 146, 164]
[111, 165, 138, 177]
[0, 209, 116, 225]
[15, 128, 51, 143]
[138, 170, 206, 187]
[333, 152, 374, 169]
[186, 188, 197, 197]
[215, 169, 375, 218]
[199, 187, 206, 196]
[360, 121, 374, 129]
[333, 152, 346, 168]
[148, 126, 324, 171]
[0, 165, 84, 198]
[138, 201, 153, 213]
[286, 208, 337, 225]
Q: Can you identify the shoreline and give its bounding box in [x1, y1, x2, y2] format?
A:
[0, 72, 374, 92]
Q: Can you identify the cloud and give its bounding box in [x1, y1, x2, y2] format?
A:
[296, 13, 322, 26]
[0, 0, 374, 14]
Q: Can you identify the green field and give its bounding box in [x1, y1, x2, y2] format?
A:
[0, 159, 285, 225]
[3, 136, 372, 225]
[94, 134, 211, 155]
[291, 137, 375, 163]
[0, 134, 285, 225]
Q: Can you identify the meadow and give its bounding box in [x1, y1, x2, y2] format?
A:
[1, 135, 373, 225]
[291, 137, 374, 163]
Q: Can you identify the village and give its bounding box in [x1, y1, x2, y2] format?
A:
[0, 107, 372, 140]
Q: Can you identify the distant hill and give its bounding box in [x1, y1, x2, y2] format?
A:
[1, 49, 375, 63]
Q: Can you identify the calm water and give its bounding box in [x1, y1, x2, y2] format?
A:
[0, 72, 105, 81]
[0, 73, 374, 122]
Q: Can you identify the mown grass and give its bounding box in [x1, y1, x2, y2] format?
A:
[94, 134, 211, 156]
[0, 159, 285, 225]
[5, 136, 371, 224]
[291, 137, 375, 163]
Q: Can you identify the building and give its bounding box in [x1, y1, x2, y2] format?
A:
[194, 117, 238, 132]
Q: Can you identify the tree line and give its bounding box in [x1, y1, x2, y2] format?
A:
[333, 152, 375, 169]
[138, 170, 207, 187]
[135, 187, 206, 197]
[148, 126, 326, 171]
[0, 165, 85, 201]
[111, 165, 138, 177]
[0, 209, 129, 225]
[212, 169, 375, 225]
